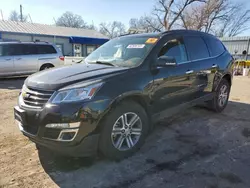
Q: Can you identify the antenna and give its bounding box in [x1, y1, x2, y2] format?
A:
[28, 14, 33, 23]
[0, 9, 3, 20]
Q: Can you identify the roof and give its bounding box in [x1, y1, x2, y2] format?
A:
[0, 20, 108, 39]
[120, 29, 216, 39]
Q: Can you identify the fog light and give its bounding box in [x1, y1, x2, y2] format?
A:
[46, 122, 81, 129]
[58, 129, 78, 141]
[60, 132, 76, 141]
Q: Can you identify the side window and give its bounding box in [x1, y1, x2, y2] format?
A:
[204, 37, 225, 57]
[0, 45, 4, 56]
[37, 45, 57, 54]
[10, 44, 23, 56]
[184, 36, 209, 61]
[158, 38, 188, 64]
[21, 44, 38, 55]
[0, 45, 14, 56]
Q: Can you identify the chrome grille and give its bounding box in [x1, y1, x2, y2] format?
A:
[22, 86, 54, 108]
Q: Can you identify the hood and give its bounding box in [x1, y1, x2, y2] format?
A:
[25, 63, 128, 90]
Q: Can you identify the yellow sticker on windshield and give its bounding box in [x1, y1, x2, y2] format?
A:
[146, 38, 158, 44]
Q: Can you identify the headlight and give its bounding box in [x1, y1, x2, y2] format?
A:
[51, 82, 103, 104]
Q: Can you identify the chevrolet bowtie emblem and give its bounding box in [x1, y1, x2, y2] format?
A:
[22, 92, 30, 99]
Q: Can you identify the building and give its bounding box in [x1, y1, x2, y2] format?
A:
[0, 20, 109, 57]
[220, 36, 250, 60]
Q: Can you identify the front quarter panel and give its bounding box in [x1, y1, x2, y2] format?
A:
[94, 68, 154, 117]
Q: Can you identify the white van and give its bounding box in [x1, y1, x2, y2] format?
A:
[0, 42, 64, 77]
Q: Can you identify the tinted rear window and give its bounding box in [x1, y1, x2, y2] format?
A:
[2, 44, 57, 56]
[36, 45, 57, 54]
[204, 37, 225, 57]
[184, 36, 209, 61]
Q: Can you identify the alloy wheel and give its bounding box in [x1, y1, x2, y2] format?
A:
[111, 112, 142, 151]
[218, 85, 228, 107]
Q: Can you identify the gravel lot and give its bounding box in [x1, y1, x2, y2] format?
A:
[0, 76, 250, 188]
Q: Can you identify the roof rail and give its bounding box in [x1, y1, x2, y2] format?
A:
[118, 33, 132, 37]
[33, 40, 49, 44]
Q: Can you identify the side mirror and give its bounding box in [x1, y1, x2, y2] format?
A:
[156, 56, 177, 67]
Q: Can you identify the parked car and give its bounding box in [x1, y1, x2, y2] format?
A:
[0, 42, 64, 77]
[14, 30, 234, 160]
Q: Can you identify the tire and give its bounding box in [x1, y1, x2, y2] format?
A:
[99, 100, 149, 161]
[207, 78, 231, 113]
[40, 64, 54, 71]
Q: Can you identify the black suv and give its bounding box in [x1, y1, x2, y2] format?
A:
[14, 30, 233, 160]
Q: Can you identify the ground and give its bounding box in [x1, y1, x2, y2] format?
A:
[0, 76, 250, 188]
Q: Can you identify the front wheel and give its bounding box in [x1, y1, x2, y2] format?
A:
[207, 78, 230, 112]
[99, 100, 149, 160]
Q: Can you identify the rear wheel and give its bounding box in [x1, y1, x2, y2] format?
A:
[99, 100, 149, 160]
[208, 78, 230, 112]
[40, 64, 54, 71]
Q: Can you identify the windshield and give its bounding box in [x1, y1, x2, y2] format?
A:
[85, 36, 158, 67]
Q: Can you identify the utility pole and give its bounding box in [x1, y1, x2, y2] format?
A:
[20, 4, 23, 22]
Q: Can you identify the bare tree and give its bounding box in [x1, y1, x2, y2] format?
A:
[180, 0, 250, 36]
[217, 4, 250, 37]
[9, 10, 28, 22]
[129, 16, 163, 32]
[99, 21, 126, 38]
[152, 0, 206, 31]
[56, 11, 88, 28]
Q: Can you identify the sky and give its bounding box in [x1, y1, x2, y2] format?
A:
[1, 0, 250, 35]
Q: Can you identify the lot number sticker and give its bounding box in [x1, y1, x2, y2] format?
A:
[127, 44, 145, 49]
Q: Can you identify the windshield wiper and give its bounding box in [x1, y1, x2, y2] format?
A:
[95, 61, 115, 67]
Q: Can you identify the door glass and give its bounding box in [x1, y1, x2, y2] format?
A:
[0, 45, 12, 56]
[11, 44, 24, 55]
[0, 45, 3, 56]
[22, 45, 37, 55]
[158, 38, 188, 64]
[184, 36, 209, 61]
[204, 37, 225, 57]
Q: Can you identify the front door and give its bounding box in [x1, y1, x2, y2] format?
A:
[151, 36, 197, 114]
[0, 44, 14, 76]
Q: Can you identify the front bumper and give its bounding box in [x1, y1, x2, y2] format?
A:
[14, 97, 111, 157]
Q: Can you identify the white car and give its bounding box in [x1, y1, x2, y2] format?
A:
[0, 42, 64, 77]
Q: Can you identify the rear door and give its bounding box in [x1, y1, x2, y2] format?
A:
[151, 35, 198, 114]
[203, 36, 226, 92]
[0, 44, 15, 76]
[183, 36, 211, 98]
[13, 44, 39, 74]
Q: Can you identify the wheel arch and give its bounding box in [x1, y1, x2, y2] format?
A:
[213, 72, 232, 92]
[95, 92, 152, 133]
[222, 73, 232, 86]
[39, 63, 54, 71]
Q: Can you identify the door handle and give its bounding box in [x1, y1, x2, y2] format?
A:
[212, 64, 218, 68]
[186, 70, 194, 74]
[5, 58, 11, 61]
[16, 58, 22, 60]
